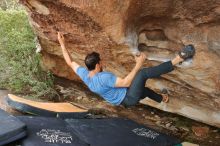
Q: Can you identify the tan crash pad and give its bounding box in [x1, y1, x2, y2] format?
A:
[181, 142, 199, 146]
[7, 94, 87, 113]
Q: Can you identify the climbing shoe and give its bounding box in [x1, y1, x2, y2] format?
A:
[178, 44, 195, 60]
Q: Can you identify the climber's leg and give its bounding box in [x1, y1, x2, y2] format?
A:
[121, 45, 196, 107]
[121, 61, 174, 107]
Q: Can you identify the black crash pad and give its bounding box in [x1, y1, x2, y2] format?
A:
[66, 118, 181, 146]
[6, 94, 88, 119]
[0, 109, 26, 146]
[18, 116, 89, 146]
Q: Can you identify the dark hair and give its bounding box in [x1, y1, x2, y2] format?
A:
[85, 52, 101, 71]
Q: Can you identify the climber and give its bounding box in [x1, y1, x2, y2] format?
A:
[57, 32, 195, 107]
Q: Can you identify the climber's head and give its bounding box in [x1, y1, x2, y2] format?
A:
[85, 52, 103, 72]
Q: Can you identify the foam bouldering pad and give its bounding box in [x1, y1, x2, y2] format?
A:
[0, 109, 26, 146]
[6, 94, 88, 118]
[18, 116, 89, 146]
[65, 118, 181, 146]
[175, 142, 199, 146]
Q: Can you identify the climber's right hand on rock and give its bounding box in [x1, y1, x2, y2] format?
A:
[135, 53, 146, 68]
[57, 32, 65, 45]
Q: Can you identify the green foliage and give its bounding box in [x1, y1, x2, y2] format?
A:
[0, 10, 58, 98]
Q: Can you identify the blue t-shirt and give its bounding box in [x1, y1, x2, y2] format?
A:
[76, 66, 127, 105]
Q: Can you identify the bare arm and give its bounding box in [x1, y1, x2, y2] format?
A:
[115, 53, 146, 87]
[57, 32, 80, 73]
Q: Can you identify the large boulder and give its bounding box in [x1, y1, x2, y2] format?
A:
[20, 0, 220, 127]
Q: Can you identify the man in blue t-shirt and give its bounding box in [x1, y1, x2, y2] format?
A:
[58, 32, 195, 107]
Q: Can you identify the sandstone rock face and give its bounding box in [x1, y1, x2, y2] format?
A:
[20, 0, 220, 127]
